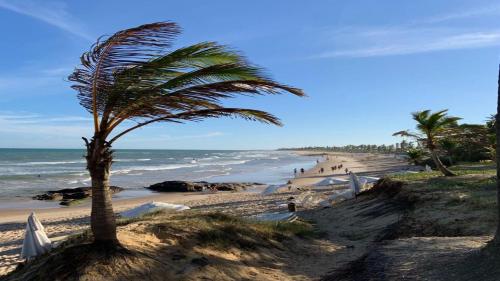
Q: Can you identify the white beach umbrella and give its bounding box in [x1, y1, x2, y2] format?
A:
[349, 173, 365, 194]
[314, 177, 349, 186]
[261, 184, 287, 195]
[120, 201, 190, 218]
[358, 176, 380, 184]
[21, 212, 52, 260]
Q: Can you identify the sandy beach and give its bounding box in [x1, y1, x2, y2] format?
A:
[0, 152, 409, 276]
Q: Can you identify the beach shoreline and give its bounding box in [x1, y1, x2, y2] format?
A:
[0, 152, 409, 276]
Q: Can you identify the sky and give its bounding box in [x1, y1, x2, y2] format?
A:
[0, 0, 498, 149]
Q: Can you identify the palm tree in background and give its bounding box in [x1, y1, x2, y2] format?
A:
[394, 110, 461, 176]
[68, 22, 305, 244]
[406, 147, 425, 165]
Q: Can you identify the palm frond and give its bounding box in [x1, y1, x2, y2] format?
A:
[68, 22, 181, 131]
[108, 108, 281, 143]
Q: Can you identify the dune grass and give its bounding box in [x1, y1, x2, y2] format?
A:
[387, 163, 497, 237]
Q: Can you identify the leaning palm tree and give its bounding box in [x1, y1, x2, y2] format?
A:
[393, 109, 461, 176]
[68, 22, 304, 244]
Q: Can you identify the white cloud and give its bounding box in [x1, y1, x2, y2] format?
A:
[0, 0, 92, 40]
[0, 112, 226, 148]
[0, 113, 91, 137]
[312, 4, 500, 59]
[417, 5, 500, 24]
[315, 28, 500, 58]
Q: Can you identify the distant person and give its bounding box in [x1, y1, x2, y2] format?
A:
[345, 168, 349, 174]
[316, 159, 319, 164]
[294, 168, 297, 177]
[331, 166, 335, 172]
[320, 167, 324, 174]
[300, 168, 305, 174]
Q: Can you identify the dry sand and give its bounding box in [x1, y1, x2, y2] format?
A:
[0, 152, 409, 277]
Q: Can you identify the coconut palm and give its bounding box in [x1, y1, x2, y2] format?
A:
[393, 110, 461, 176]
[68, 22, 305, 244]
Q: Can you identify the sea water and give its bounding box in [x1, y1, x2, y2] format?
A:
[0, 149, 316, 204]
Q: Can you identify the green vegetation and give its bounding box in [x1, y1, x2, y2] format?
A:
[394, 110, 461, 176]
[191, 213, 319, 249]
[388, 163, 497, 236]
[279, 143, 408, 154]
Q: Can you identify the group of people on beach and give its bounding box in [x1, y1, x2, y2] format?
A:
[293, 161, 349, 177]
[331, 164, 349, 174]
[294, 168, 305, 177]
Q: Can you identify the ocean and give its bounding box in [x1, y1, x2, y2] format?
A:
[0, 148, 316, 204]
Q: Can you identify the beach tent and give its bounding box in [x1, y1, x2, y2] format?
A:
[349, 173, 364, 194]
[314, 177, 349, 186]
[261, 184, 287, 195]
[254, 212, 297, 222]
[121, 201, 190, 218]
[21, 212, 52, 260]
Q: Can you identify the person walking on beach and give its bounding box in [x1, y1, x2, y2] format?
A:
[294, 168, 297, 177]
[345, 168, 349, 174]
[300, 168, 305, 174]
[320, 167, 324, 174]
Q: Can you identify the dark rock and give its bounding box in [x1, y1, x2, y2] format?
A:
[146, 181, 263, 192]
[33, 186, 124, 206]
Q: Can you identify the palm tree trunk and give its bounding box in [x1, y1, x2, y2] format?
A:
[430, 149, 456, 176]
[84, 136, 118, 244]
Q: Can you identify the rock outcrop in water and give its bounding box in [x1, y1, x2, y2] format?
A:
[146, 181, 262, 192]
[33, 186, 124, 206]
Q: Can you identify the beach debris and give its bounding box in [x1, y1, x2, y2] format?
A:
[32, 186, 123, 206]
[120, 201, 190, 218]
[146, 181, 261, 192]
[253, 212, 297, 222]
[21, 212, 52, 260]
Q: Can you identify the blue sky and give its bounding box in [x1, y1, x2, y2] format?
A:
[0, 0, 497, 149]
